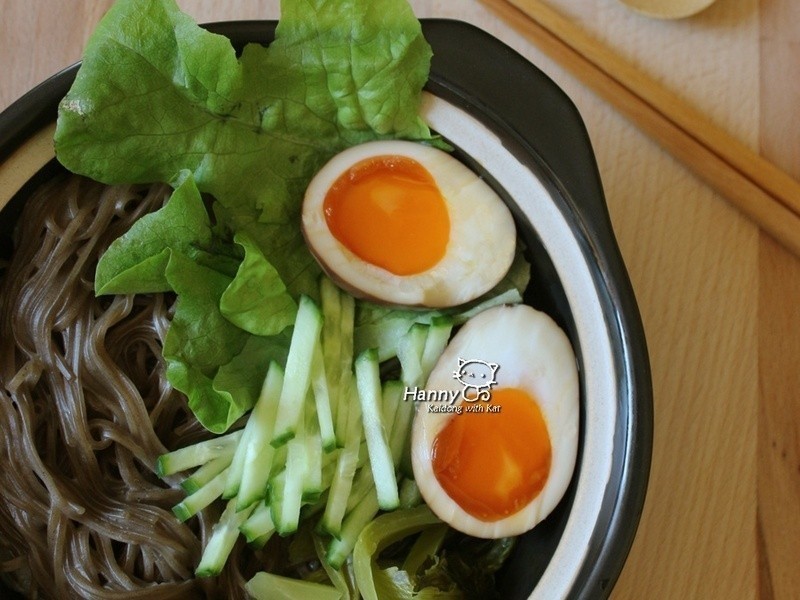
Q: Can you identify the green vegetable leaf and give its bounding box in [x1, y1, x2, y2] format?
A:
[265, 0, 433, 140]
[161, 252, 250, 432]
[57, 0, 434, 300]
[55, 0, 244, 186]
[353, 506, 464, 600]
[372, 566, 462, 600]
[94, 171, 211, 295]
[56, 0, 436, 432]
[220, 232, 298, 336]
[213, 332, 291, 416]
[416, 536, 516, 600]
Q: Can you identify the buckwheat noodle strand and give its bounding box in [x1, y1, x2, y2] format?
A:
[0, 174, 268, 598]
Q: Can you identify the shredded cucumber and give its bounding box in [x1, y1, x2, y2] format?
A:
[235, 362, 284, 510]
[381, 379, 413, 470]
[355, 349, 399, 511]
[320, 276, 343, 443]
[419, 316, 453, 383]
[396, 322, 428, 388]
[345, 467, 375, 515]
[273, 415, 308, 535]
[272, 295, 323, 446]
[240, 500, 276, 544]
[221, 422, 252, 500]
[155, 430, 243, 477]
[321, 385, 363, 537]
[334, 292, 356, 447]
[195, 499, 255, 577]
[326, 489, 380, 570]
[180, 452, 233, 494]
[311, 340, 337, 452]
[172, 466, 230, 522]
[303, 421, 324, 501]
[158, 278, 462, 579]
[381, 380, 403, 439]
[249, 532, 273, 550]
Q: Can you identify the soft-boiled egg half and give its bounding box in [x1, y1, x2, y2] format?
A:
[411, 303, 579, 539]
[301, 140, 516, 307]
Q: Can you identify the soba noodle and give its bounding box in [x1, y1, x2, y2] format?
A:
[0, 174, 277, 598]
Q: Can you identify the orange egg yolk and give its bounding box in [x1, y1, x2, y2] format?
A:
[323, 155, 450, 276]
[431, 387, 552, 522]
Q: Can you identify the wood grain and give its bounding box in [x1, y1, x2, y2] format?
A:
[479, 0, 800, 257]
[0, 1, 797, 599]
[757, 1, 800, 599]
[757, 235, 800, 600]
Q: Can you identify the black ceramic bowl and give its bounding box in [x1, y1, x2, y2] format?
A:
[0, 20, 652, 600]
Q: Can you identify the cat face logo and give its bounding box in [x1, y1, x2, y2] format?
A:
[453, 358, 499, 401]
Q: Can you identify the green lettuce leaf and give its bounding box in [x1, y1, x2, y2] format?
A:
[220, 232, 297, 337]
[56, 0, 435, 432]
[264, 0, 433, 141]
[162, 252, 249, 431]
[56, 0, 434, 300]
[94, 170, 212, 295]
[160, 251, 289, 432]
[212, 332, 291, 418]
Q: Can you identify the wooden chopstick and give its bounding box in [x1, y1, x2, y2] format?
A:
[479, 0, 800, 257]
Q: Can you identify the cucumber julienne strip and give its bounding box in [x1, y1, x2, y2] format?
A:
[320, 449, 359, 537]
[223, 415, 256, 499]
[345, 466, 375, 514]
[396, 322, 428, 388]
[273, 397, 308, 535]
[310, 340, 337, 452]
[419, 316, 453, 383]
[334, 292, 356, 447]
[303, 419, 325, 500]
[319, 277, 342, 431]
[321, 385, 363, 537]
[172, 466, 230, 522]
[196, 499, 256, 577]
[181, 453, 233, 494]
[240, 500, 276, 543]
[388, 389, 415, 469]
[355, 348, 399, 511]
[235, 361, 284, 510]
[326, 489, 380, 570]
[156, 430, 243, 477]
[271, 295, 323, 447]
[381, 379, 403, 439]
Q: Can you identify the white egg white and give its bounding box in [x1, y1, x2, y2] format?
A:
[301, 140, 516, 308]
[411, 303, 579, 538]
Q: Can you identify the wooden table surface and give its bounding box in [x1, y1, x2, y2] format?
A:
[1, 0, 797, 598]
